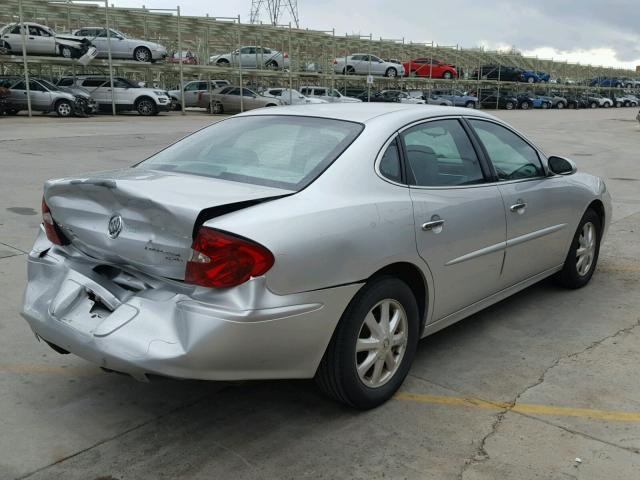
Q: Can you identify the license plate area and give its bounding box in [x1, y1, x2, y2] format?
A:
[49, 277, 137, 337]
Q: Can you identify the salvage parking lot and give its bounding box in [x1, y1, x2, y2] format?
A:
[1, 108, 639, 479]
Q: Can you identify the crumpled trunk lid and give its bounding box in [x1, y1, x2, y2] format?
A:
[44, 168, 290, 280]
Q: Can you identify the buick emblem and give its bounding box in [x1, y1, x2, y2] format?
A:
[107, 214, 123, 239]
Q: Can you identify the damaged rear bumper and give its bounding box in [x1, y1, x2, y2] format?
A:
[21, 228, 361, 381]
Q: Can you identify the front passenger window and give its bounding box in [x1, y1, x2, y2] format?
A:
[400, 119, 485, 187]
[468, 120, 544, 181]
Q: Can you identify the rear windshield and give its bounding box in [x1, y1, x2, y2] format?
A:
[137, 115, 363, 190]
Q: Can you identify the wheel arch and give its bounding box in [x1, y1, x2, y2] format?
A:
[368, 261, 429, 334]
[586, 199, 605, 238]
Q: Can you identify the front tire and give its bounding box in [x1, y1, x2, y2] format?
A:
[315, 276, 419, 409]
[385, 67, 397, 78]
[527, 77, 535, 83]
[60, 46, 73, 58]
[505, 101, 515, 110]
[55, 99, 73, 117]
[465, 100, 476, 108]
[133, 46, 152, 62]
[443, 71, 453, 79]
[135, 97, 157, 116]
[521, 101, 530, 110]
[557, 209, 601, 289]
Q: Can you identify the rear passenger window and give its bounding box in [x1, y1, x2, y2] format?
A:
[400, 119, 485, 187]
[468, 119, 544, 181]
[379, 138, 402, 183]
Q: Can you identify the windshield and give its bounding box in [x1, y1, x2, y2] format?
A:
[137, 115, 363, 190]
[38, 79, 59, 91]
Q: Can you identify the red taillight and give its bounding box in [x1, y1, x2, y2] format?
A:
[41, 196, 68, 246]
[283, 52, 289, 59]
[333, 59, 337, 64]
[185, 227, 274, 289]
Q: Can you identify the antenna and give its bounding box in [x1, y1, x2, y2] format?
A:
[250, 0, 299, 28]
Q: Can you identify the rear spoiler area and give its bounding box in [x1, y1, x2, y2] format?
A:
[192, 194, 291, 239]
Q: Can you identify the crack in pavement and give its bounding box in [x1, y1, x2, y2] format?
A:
[0, 241, 29, 255]
[458, 317, 640, 479]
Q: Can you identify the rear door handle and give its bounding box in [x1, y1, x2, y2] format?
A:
[422, 219, 445, 232]
[510, 201, 527, 213]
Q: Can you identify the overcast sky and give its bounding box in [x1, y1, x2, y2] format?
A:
[118, 0, 640, 70]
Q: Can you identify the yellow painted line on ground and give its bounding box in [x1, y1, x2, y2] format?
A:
[2, 364, 639, 422]
[395, 392, 640, 422]
[599, 265, 640, 273]
[0, 363, 97, 375]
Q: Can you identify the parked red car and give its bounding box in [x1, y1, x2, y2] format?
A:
[402, 58, 458, 79]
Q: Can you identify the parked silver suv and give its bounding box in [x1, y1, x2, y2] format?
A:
[57, 76, 170, 115]
[71, 28, 167, 62]
[3, 77, 84, 117]
[168, 80, 231, 109]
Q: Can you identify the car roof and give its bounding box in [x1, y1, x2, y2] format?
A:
[236, 103, 496, 125]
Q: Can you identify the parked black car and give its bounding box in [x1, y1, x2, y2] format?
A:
[478, 90, 518, 109]
[565, 95, 589, 109]
[472, 65, 523, 82]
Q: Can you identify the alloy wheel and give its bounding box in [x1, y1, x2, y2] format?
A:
[355, 299, 408, 388]
[137, 100, 154, 115]
[57, 101, 72, 117]
[135, 48, 151, 62]
[576, 222, 596, 276]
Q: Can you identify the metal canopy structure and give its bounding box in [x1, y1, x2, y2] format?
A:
[1, 0, 638, 115]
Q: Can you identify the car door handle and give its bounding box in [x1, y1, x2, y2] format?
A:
[510, 201, 527, 213]
[422, 219, 445, 231]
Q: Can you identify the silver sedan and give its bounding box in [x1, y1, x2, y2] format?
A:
[22, 104, 610, 409]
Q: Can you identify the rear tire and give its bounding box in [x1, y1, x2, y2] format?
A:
[505, 101, 515, 110]
[216, 59, 230, 67]
[210, 101, 224, 114]
[521, 101, 530, 110]
[556, 101, 565, 109]
[527, 77, 535, 83]
[556, 209, 601, 289]
[343, 66, 355, 75]
[315, 276, 419, 409]
[465, 101, 476, 108]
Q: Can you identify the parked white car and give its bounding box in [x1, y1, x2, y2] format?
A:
[262, 88, 328, 105]
[168, 80, 231, 109]
[71, 27, 167, 62]
[210, 46, 290, 70]
[57, 76, 170, 115]
[333, 54, 405, 77]
[0, 22, 97, 62]
[299, 86, 362, 103]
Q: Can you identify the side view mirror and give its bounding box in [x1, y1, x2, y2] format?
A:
[548, 155, 577, 175]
